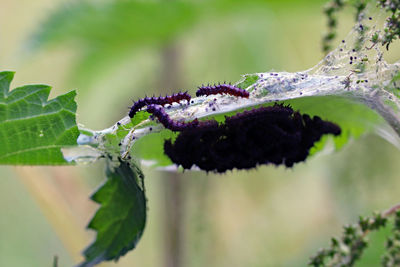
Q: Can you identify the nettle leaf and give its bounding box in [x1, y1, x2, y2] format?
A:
[82, 7, 400, 170]
[132, 129, 176, 166]
[28, 1, 200, 85]
[28, 0, 277, 52]
[89, 65, 397, 170]
[80, 158, 146, 267]
[286, 96, 384, 154]
[29, 1, 198, 48]
[0, 71, 79, 165]
[27, 0, 277, 86]
[127, 95, 383, 168]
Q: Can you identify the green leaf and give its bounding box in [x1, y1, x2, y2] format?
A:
[285, 95, 384, 154]
[0, 71, 79, 165]
[93, 93, 386, 170]
[27, 0, 276, 86]
[392, 71, 400, 83]
[126, 95, 383, 168]
[28, 0, 275, 51]
[236, 74, 260, 92]
[131, 129, 177, 166]
[80, 158, 146, 267]
[28, 1, 200, 85]
[29, 1, 198, 47]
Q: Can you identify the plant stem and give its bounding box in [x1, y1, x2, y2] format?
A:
[361, 89, 400, 137]
[382, 203, 400, 218]
[159, 42, 186, 267]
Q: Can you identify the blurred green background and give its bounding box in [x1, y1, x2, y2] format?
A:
[1, 0, 400, 266]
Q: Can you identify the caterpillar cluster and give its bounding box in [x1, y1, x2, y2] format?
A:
[129, 92, 191, 118]
[127, 88, 341, 173]
[196, 83, 249, 98]
[128, 84, 249, 119]
[164, 104, 341, 173]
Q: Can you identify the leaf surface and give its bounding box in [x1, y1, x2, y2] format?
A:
[0, 71, 79, 165]
[80, 159, 146, 266]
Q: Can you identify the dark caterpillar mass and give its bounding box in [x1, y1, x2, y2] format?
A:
[196, 84, 249, 98]
[164, 104, 341, 173]
[146, 104, 200, 131]
[129, 92, 191, 118]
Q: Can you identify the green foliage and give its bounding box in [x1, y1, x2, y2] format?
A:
[382, 211, 400, 266]
[124, 94, 384, 168]
[131, 129, 177, 167]
[310, 208, 400, 267]
[323, 0, 400, 51]
[378, 0, 400, 50]
[29, 1, 197, 47]
[236, 74, 260, 92]
[53, 256, 58, 267]
[28, 0, 280, 50]
[309, 211, 390, 266]
[28, 1, 200, 85]
[322, 0, 346, 52]
[392, 71, 400, 84]
[0, 71, 79, 165]
[100, 111, 152, 156]
[80, 158, 146, 266]
[286, 95, 384, 152]
[12, 0, 400, 266]
[27, 0, 278, 86]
